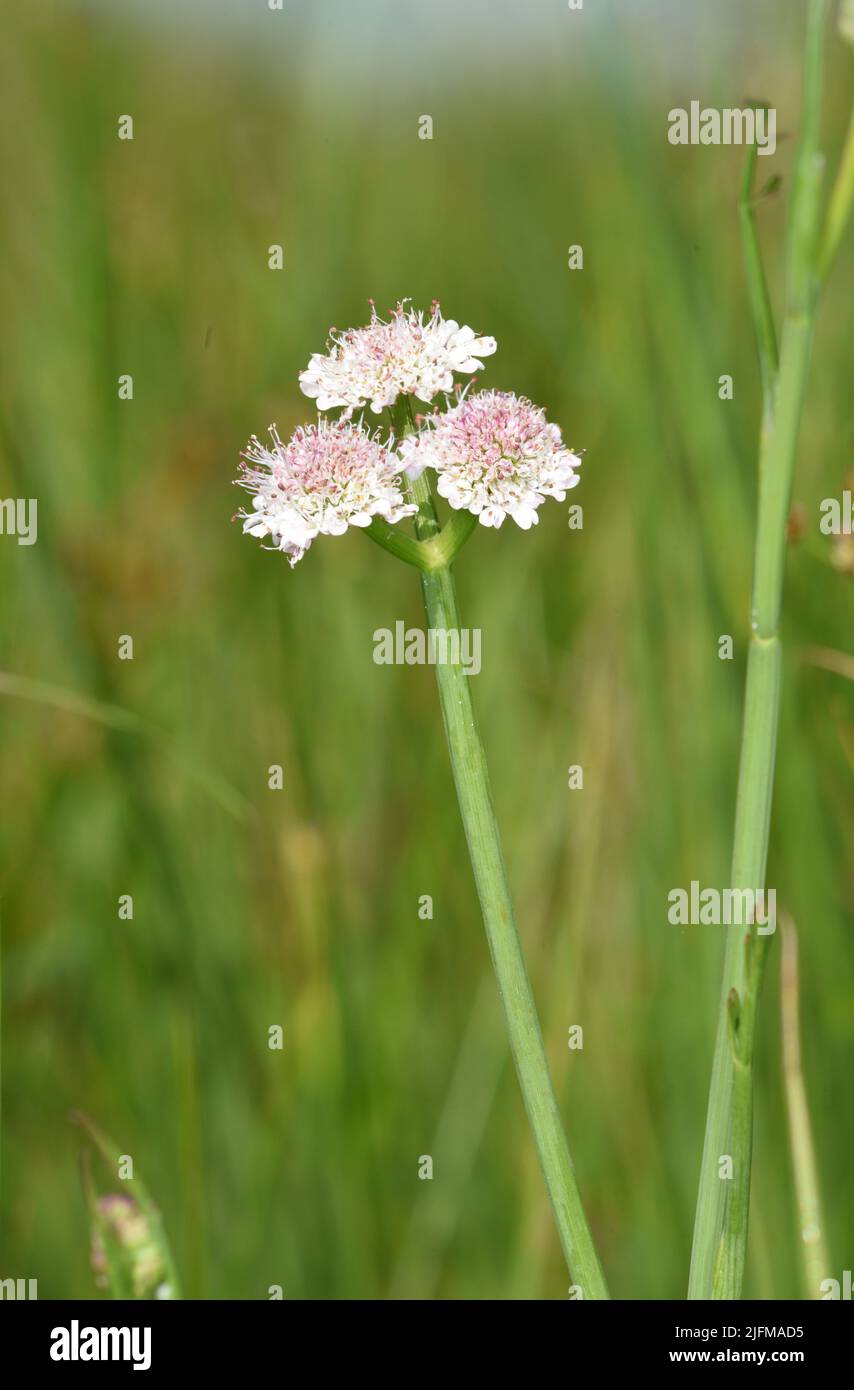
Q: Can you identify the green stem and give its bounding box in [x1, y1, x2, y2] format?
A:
[365, 516, 435, 571]
[712, 987, 754, 1299]
[429, 507, 479, 565]
[780, 916, 830, 1299]
[818, 96, 854, 280]
[714, 925, 770, 1297]
[410, 469, 608, 1297]
[690, 638, 780, 1299]
[688, 0, 833, 1300]
[366, 499, 478, 571]
[739, 129, 780, 421]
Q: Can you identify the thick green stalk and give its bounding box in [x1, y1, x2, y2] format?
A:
[688, 0, 831, 1299]
[410, 470, 608, 1297]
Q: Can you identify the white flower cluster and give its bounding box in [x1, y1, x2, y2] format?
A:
[298, 300, 496, 417]
[236, 420, 415, 567]
[401, 390, 581, 530]
[236, 302, 583, 564]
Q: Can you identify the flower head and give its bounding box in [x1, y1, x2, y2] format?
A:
[236, 418, 416, 566]
[298, 300, 497, 417]
[401, 390, 582, 529]
[90, 1194, 171, 1300]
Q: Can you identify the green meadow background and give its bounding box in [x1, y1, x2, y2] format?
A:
[0, 0, 851, 1299]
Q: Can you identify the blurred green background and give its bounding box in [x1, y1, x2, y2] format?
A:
[0, 0, 851, 1300]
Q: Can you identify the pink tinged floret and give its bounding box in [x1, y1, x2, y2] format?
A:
[298, 301, 497, 418]
[400, 390, 582, 531]
[234, 419, 416, 566]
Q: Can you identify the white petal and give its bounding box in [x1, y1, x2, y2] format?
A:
[511, 505, 539, 530]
